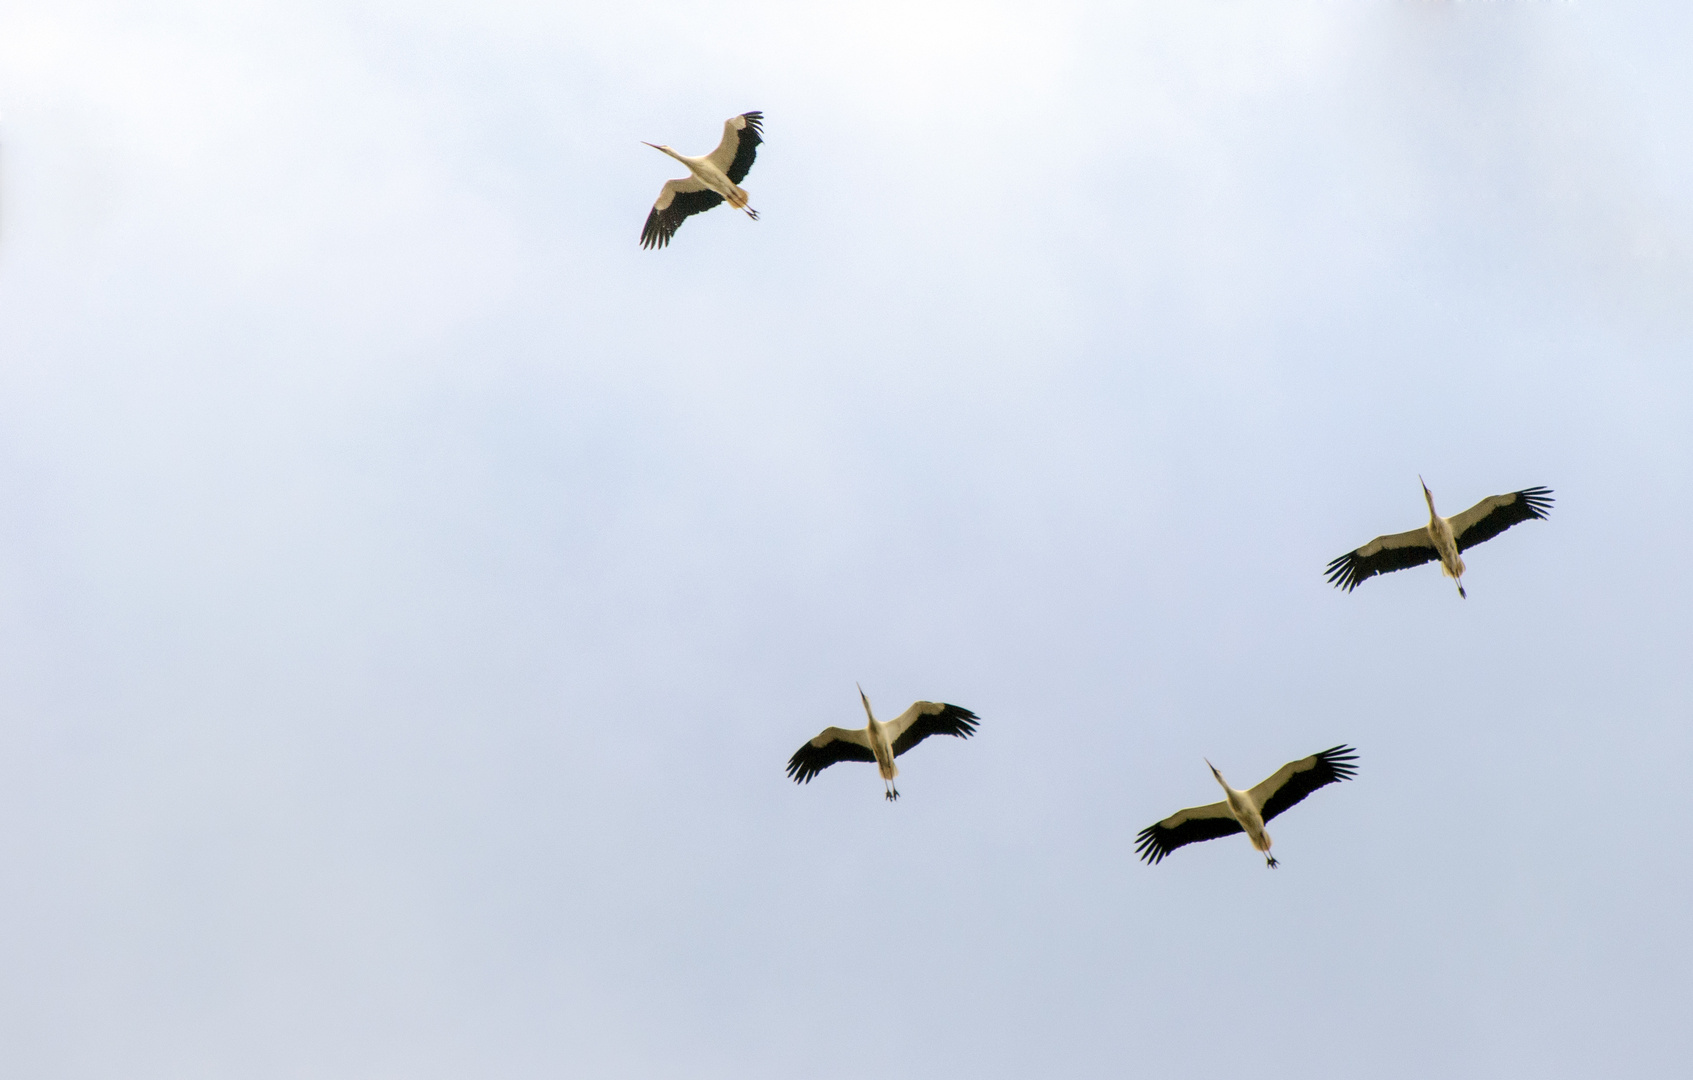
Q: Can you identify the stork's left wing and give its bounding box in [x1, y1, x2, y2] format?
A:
[885, 701, 980, 758]
[1326, 527, 1438, 591]
[786, 726, 876, 784]
[1449, 486, 1553, 552]
[1248, 745, 1358, 824]
[706, 111, 764, 184]
[1134, 802, 1243, 864]
[640, 177, 724, 249]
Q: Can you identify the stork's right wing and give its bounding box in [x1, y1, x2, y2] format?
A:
[1325, 526, 1437, 591]
[1249, 745, 1359, 823]
[706, 111, 764, 184]
[885, 701, 980, 758]
[640, 177, 724, 249]
[1134, 802, 1243, 864]
[786, 726, 876, 784]
[1449, 486, 1554, 552]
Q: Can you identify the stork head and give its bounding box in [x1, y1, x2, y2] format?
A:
[1205, 759, 1228, 791]
[857, 684, 875, 725]
[643, 141, 679, 160]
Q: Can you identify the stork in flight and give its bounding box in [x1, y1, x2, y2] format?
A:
[1135, 746, 1358, 868]
[1326, 480, 1553, 597]
[639, 111, 764, 249]
[786, 687, 979, 801]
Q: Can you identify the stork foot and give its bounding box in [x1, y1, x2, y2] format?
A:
[1265, 854, 1279, 869]
[885, 788, 900, 802]
[745, 207, 760, 221]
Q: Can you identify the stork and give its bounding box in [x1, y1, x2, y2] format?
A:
[639, 111, 764, 249]
[1135, 746, 1358, 868]
[786, 687, 979, 801]
[1326, 480, 1553, 597]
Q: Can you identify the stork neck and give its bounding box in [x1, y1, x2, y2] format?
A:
[1207, 764, 1232, 796]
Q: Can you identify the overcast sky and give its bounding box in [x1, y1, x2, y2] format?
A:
[1, 1, 1690, 1077]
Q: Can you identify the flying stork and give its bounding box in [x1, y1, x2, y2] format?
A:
[1326, 480, 1553, 597]
[786, 687, 979, 801]
[1135, 746, 1358, 868]
[639, 111, 764, 249]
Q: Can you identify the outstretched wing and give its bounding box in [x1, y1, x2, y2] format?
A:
[1249, 745, 1359, 824]
[1450, 486, 1554, 552]
[885, 701, 980, 758]
[1325, 527, 1438, 591]
[786, 726, 876, 784]
[1134, 802, 1243, 865]
[640, 177, 724, 249]
[706, 111, 764, 184]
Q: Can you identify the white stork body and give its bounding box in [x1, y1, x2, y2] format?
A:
[1135, 746, 1358, 868]
[1213, 766, 1276, 865]
[640, 111, 763, 249]
[786, 687, 980, 801]
[1423, 484, 1467, 596]
[1327, 480, 1553, 597]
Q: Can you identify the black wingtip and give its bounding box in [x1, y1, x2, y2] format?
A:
[1325, 554, 1361, 591]
[1133, 828, 1164, 865]
[784, 751, 812, 784]
[947, 704, 981, 738]
[1517, 486, 1555, 518]
[1318, 744, 1360, 780]
[639, 217, 671, 250]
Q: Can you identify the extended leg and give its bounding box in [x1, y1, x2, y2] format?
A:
[1264, 853, 1279, 868]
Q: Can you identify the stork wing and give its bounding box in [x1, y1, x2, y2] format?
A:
[786, 726, 876, 784]
[705, 111, 763, 184]
[1449, 486, 1554, 552]
[1134, 802, 1243, 864]
[640, 177, 724, 249]
[885, 701, 980, 758]
[1248, 745, 1359, 824]
[1325, 526, 1437, 591]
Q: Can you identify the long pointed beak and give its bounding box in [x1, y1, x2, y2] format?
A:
[642, 141, 661, 150]
[858, 684, 875, 722]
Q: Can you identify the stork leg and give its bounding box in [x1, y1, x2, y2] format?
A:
[884, 781, 900, 802]
[725, 189, 758, 220]
[1264, 853, 1279, 869]
[1456, 578, 1467, 599]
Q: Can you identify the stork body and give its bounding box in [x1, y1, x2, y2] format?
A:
[1326, 481, 1553, 596]
[640, 111, 763, 249]
[1421, 480, 1467, 597]
[786, 687, 980, 801]
[1135, 746, 1358, 868]
[1210, 762, 1278, 867]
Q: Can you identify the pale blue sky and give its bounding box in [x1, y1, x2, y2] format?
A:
[1, 2, 1690, 1077]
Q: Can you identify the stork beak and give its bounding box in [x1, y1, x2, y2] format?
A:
[642, 141, 661, 150]
[1419, 475, 1430, 495]
[857, 683, 873, 720]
